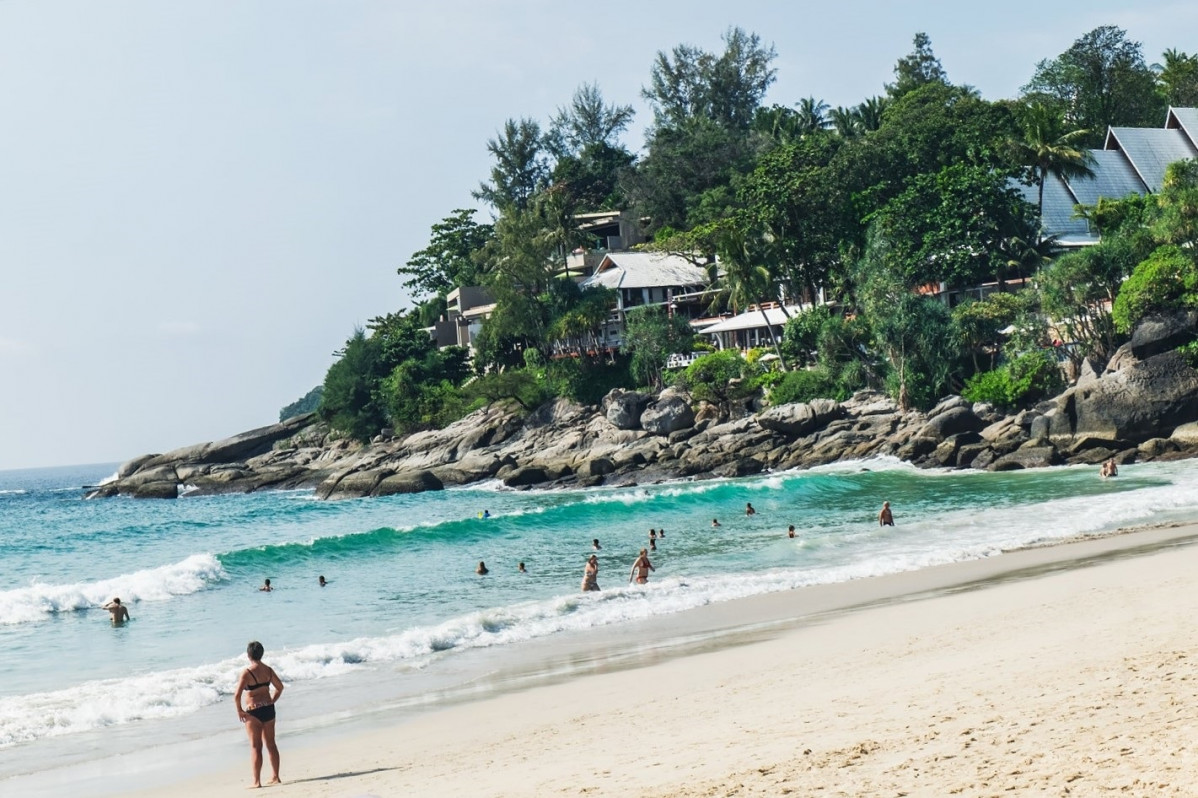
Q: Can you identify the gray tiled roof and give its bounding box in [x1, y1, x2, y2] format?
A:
[1167, 107, 1198, 146]
[1105, 127, 1198, 192]
[1037, 174, 1096, 246]
[582, 252, 709, 291]
[1067, 149, 1148, 206]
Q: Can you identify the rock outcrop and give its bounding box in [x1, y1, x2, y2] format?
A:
[90, 316, 1198, 501]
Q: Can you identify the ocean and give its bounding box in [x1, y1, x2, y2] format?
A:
[3, 457, 1198, 794]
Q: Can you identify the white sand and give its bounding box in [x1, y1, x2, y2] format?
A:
[138, 524, 1198, 797]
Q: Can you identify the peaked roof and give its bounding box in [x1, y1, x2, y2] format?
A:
[1104, 126, 1198, 192]
[1035, 107, 1198, 245]
[581, 252, 709, 291]
[700, 305, 804, 334]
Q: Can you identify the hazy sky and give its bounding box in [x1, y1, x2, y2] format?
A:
[1, 0, 1193, 470]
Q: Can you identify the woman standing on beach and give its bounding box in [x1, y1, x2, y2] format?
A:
[582, 554, 600, 592]
[234, 641, 284, 789]
[629, 549, 655, 584]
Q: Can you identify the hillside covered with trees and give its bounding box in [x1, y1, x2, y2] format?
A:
[288, 25, 1198, 444]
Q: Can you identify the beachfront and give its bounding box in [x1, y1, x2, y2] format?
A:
[125, 523, 1198, 797]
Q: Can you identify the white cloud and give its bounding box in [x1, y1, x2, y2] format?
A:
[0, 337, 30, 355]
[157, 321, 201, 336]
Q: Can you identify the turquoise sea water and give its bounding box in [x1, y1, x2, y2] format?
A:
[3, 457, 1198, 792]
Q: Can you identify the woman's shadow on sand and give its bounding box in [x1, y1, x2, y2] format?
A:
[286, 766, 397, 787]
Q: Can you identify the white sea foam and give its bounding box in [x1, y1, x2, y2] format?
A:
[5, 461, 1198, 748]
[0, 554, 227, 625]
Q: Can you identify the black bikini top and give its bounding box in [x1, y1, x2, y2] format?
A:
[245, 668, 271, 691]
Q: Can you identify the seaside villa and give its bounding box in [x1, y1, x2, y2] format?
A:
[1031, 106, 1198, 246]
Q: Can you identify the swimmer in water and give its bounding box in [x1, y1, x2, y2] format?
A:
[746, 502, 756, 516]
[102, 597, 130, 625]
[592, 538, 601, 550]
[787, 525, 796, 539]
[629, 549, 655, 584]
[878, 501, 894, 527]
[518, 562, 526, 573]
[318, 575, 327, 587]
[712, 518, 721, 528]
[581, 554, 600, 592]
[260, 579, 273, 592]
[476, 561, 489, 575]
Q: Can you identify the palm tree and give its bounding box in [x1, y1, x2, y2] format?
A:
[708, 225, 788, 369]
[794, 97, 830, 136]
[828, 106, 862, 139]
[1154, 49, 1198, 106]
[854, 96, 889, 132]
[1009, 102, 1094, 239]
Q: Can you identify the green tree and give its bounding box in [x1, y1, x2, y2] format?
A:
[318, 329, 387, 441]
[794, 97, 831, 135]
[546, 83, 636, 157]
[1008, 101, 1094, 228]
[473, 118, 550, 212]
[853, 232, 962, 409]
[1154, 49, 1198, 107]
[1021, 26, 1165, 147]
[642, 27, 776, 131]
[1036, 242, 1130, 367]
[737, 132, 847, 306]
[398, 209, 493, 299]
[952, 292, 1032, 372]
[1111, 244, 1198, 333]
[887, 32, 949, 98]
[1153, 159, 1198, 248]
[279, 385, 323, 422]
[681, 350, 758, 414]
[709, 223, 789, 367]
[621, 305, 695, 389]
[463, 370, 551, 411]
[867, 164, 1038, 288]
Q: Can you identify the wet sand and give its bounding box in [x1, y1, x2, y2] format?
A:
[115, 522, 1198, 795]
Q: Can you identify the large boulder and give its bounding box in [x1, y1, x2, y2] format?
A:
[1072, 351, 1198, 442]
[640, 395, 696, 435]
[603, 390, 652, 430]
[372, 470, 444, 496]
[502, 466, 552, 487]
[990, 445, 1059, 471]
[1129, 311, 1198, 360]
[917, 406, 985, 440]
[758, 398, 843, 437]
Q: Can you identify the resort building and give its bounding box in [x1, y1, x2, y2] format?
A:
[579, 251, 712, 350]
[1033, 106, 1198, 246]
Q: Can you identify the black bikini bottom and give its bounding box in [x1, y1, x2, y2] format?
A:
[246, 704, 276, 723]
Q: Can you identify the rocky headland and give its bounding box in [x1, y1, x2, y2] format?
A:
[88, 313, 1198, 501]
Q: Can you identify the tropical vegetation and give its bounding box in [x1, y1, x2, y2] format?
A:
[296, 25, 1198, 441]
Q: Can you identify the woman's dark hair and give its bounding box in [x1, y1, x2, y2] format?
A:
[247, 641, 265, 661]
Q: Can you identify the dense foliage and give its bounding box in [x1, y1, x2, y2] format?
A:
[311, 24, 1198, 441]
[279, 386, 323, 422]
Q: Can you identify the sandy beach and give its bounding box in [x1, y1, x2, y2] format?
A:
[108, 522, 1198, 797]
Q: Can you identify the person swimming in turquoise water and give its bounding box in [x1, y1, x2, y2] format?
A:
[102, 597, 129, 625]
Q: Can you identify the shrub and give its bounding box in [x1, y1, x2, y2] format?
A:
[1111, 245, 1198, 333]
[961, 350, 1063, 409]
[768, 368, 836, 405]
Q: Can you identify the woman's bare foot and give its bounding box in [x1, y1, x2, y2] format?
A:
[267, 777, 282, 785]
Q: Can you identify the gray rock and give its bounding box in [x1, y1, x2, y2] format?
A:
[1073, 351, 1198, 441]
[127, 481, 179, 499]
[640, 395, 696, 435]
[580, 457, 615, 477]
[604, 390, 652, 430]
[1129, 311, 1197, 360]
[372, 470, 443, 496]
[758, 399, 843, 437]
[917, 406, 984, 440]
[502, 466, 551, 487]
[989, 446, 1058, 471]
[118, 454, 160, 479]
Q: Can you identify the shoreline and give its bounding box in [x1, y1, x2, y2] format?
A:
[68, 520, 1198, 796]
